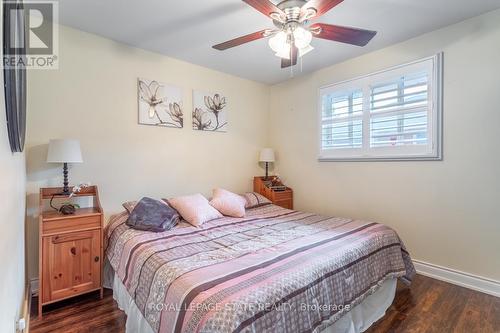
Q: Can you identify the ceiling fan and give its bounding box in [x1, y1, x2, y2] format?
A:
[213, 0, 377, 68]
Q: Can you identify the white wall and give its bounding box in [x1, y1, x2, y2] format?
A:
[0, 66, 27, 333]
[270, 9, 500, 281]
[25, 25, 270, 279]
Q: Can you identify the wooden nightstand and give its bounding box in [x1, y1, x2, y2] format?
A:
[38, 186, 104, 317]
[254, 176, 293, 209]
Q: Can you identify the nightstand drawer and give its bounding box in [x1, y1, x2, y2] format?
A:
[273, 190, 292, 201]
[43, 215, 101, 235]
[274, 200, 293, 209]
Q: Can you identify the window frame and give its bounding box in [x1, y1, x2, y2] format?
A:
[318, 53, 443, 162]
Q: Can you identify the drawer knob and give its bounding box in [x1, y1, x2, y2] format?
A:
[94, 256, 100, 262]
[70, 247, 76, 255]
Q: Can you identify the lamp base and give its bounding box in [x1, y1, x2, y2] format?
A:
[62, 162, 70, 194]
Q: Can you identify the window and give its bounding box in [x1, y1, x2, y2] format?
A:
[319, 54, 442, 161]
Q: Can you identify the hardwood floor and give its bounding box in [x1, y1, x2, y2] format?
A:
[30, 274, 500, 333]
[366, 275, 500, 333]
[30, 289, 126, 333]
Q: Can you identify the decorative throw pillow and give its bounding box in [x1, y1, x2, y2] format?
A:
[125, 197, 179, 232]
[242, 192, 272, 209]
[167, 193, 223, 227]
[209, 188, 246, 218]
[122, 201, 137, 214]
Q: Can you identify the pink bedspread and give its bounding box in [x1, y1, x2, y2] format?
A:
[105, 204, 415, 333]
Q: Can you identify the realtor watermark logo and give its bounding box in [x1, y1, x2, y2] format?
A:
[3, 0, 59, 69]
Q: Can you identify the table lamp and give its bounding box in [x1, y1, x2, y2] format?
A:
[259, 148, 275, 180]
[47, 139, 83, 194]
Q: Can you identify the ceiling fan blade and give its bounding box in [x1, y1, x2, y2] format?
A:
[301, 0, 344, 19]
[242, 0, 285, 21]
[281, 44, 298, 68]
[213, 30, 268, 50]
[310, 23, 377, 46]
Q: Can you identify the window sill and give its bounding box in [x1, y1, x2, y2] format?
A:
[318, 155, 443, 162]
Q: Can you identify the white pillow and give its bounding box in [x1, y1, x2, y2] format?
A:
[209, 188, 246, 218]
[167, 193, 222, 227]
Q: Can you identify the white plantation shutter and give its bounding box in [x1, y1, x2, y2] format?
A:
[321, 89, 363, 149]
[370, 72, 429, 147]
[319, 54, 442, 161]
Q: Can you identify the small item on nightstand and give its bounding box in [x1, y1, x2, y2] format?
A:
[59, 203, 79, 215]
[267, 175, 286, 191]
[270, 186, 287, 191]
[49, 183, 90, 215]
[269, 175, 282, 186]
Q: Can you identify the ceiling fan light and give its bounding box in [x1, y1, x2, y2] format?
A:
[298, 44, 314, 57]
[275, 52, 289, 60]
[268, 31, 287, 53]
[275, 44, 314, 59]
[275, 44, 292, 59]
[293, 26, 313, 49]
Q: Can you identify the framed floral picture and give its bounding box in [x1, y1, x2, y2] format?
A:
[138, 78, 183, 128]
[192, 90, 227, 132]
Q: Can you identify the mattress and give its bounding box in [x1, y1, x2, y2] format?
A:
[105, 204, 414, 333]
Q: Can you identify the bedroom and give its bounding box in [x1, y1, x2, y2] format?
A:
[1, 0, 499, 332]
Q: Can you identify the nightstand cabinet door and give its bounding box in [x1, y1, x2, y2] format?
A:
[41, 230, 101, 303]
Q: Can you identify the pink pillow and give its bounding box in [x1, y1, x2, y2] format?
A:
[167, 194, 222, 227]
[209, 188, 246, 218]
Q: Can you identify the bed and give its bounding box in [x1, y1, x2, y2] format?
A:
[104, 203, 415, 333]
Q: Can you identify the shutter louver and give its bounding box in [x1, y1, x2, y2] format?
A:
[321, 90, 363, 150]
[370, 72, 429, 148]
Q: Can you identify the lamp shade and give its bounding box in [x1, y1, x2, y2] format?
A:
[259, 148, 275, 162]
[46, 139, 83, 163]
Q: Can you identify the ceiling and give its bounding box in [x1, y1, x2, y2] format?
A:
[58, 0, 500, 84]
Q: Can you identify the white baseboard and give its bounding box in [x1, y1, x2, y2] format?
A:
[29, 278, 39, 296]
[413, 259, 500, 297]
[18, 282, 31, 333]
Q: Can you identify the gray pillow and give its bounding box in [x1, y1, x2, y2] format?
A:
[126, 197, 179, 232]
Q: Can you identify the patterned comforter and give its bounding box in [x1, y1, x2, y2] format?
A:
[105, 204, 415, 333]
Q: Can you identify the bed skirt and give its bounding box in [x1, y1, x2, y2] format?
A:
[104, 261, 396, 333]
